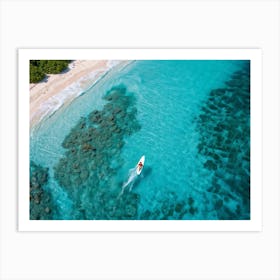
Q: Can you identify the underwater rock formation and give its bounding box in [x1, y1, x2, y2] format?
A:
[196, 62, 250, 219]
[139, 191, 198, 220]
[30, 161, 54, 220]
[54, 85, 141, 219]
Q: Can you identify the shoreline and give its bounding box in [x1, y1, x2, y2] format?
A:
[30, 60, 131, 130]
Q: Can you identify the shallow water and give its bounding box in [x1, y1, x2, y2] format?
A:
[30, 60, 250, 220]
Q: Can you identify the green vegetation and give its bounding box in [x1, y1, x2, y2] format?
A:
[30, 60, 71, 83]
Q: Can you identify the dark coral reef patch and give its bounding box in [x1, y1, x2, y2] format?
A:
[54, 85, 141, 219]
[196, 62, 250, 219]
[30, 161, 54, 220]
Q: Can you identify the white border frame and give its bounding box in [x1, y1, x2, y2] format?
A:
[18, 49, 262, 231]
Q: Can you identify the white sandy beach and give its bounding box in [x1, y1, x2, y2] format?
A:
[30, 60, 124, 129]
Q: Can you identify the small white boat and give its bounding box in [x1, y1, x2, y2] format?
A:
[136, 155, 145, 175]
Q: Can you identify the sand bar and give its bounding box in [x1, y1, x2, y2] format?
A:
[30, 60, 127, 130]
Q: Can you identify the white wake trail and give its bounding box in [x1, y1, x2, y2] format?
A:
[118, 167, 138, 198]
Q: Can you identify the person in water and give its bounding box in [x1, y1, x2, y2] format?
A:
[138, 162, 143, 169]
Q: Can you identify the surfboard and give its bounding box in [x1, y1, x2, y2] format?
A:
[136, 155, 145, 175]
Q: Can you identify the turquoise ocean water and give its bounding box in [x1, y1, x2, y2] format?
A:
[30, 60, 250, 220]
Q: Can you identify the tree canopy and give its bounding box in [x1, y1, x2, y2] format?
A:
[30, 60, 71, 83]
